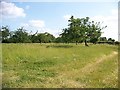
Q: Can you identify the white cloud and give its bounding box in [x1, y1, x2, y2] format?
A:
[20, 19, 45, 31]
[20, 19, 60, 37]
[63, 14, 71, 20]
[29, 20, 45, 28]
[21, 23, 29, 27]
[20, 20, 45, 33]
[91, 9, 118, 41]
[0, 1, 26, 19]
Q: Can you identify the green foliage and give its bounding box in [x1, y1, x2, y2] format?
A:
[99, 37, 107, 42]
[1, 26, 10, 43]
[1, 19, 118, 45]
[61, 16, 107, 46]
[10, 27, 31, 43]
[1, 26, 55, 43]
[55, 37, 63, 43]
[37, 32, 55, 43]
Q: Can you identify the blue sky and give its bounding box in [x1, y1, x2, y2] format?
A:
[0, 1, 119, 40]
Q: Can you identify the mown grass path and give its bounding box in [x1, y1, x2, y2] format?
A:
[52, 51, 118, 88]
[81, 51, 118, 73]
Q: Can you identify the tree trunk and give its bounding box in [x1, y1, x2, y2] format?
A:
[85, 40, 89, 46]
[76, 41, 78, 45]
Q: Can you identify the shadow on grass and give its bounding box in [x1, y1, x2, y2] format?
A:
[46, 44, 73, 48]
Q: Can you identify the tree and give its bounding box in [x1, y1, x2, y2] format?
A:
[60, 28, 71, 43]
[10, 27, 31, 43]
[29, 31, 39, 43]
[1, 26, 10, 43]
[0, 28, 1, 43]
[61, 16, 107, 46]
[108, 38, 115, 44]
[61, 16, 83, 44]
[108, 38, 115, 42]
[37, 32, 55, 43]
[55, 37, 63, 43]
[99, 37, 107, 42]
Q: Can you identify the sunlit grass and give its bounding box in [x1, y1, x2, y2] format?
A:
[2, 43, 118, 88]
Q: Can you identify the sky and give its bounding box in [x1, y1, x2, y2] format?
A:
[0, 0, 119, 41]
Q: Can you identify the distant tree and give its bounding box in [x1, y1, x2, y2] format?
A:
[1, 26, 10, 43]
[10, 27, 31, 43]
[60, 28, 71, 43]
[44, 32, 55, 43]
[107, 38, 115, 44]
[108, 38, 115, 42]
[0, 28, 2, 43]
[30, 35, 39, 43]
[37, 32, 55, 43]
[115, 41, 119, 45]
[55, 36, 63, 43]
[99, 37, 107, 42]
[29, 31, 39, 43]
[61, 16, 107, 46]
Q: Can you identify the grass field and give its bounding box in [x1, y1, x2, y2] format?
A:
[2, 43, 118, 88]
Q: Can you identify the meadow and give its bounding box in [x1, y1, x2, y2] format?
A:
[2, 43, 118, 88]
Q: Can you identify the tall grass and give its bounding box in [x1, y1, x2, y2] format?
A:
[2, 43, 118, 88]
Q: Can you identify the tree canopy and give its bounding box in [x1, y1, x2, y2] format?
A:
[60, 16, 107, 46]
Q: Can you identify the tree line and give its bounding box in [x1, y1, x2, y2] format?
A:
[0, 26, 55, 43]
[0, 16, 119, 46]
